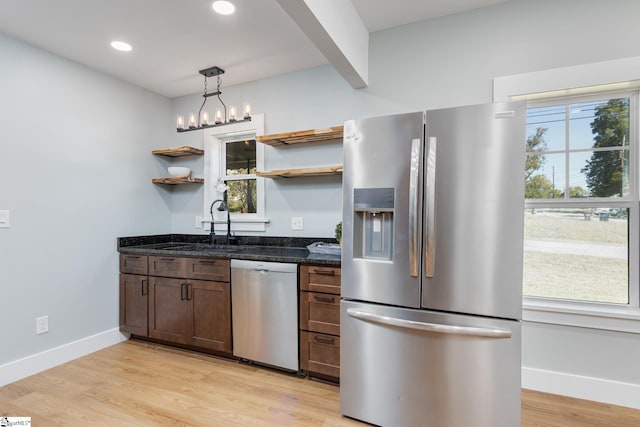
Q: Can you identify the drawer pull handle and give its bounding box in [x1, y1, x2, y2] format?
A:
[180, 283, 187, 300]
[313, 269, 335, 276]
[141, 280, 147, 296]
[127, 256, 141, 259]
[313, 295, 335, 303]
[159, 257, 176, 261]
[197, 260, 217, 264]
[313, 336, 335, 345]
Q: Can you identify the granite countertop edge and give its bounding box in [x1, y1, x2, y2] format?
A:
[117, 234, 342, 266]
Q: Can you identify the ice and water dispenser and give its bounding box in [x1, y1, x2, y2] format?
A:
[352, 188, 394, 261]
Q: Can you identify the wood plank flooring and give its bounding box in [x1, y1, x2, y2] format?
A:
[1, 339, 639, 426]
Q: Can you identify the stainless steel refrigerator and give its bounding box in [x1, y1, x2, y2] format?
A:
[341, 102, 525, 427]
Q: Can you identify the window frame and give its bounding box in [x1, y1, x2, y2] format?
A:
[494, 59, 640, 333]
[202, 113, 269, 232]
[524, 91, 638, 312]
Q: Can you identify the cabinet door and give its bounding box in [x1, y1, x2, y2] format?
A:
[300, 265, 341, 294]
[149, 256, 187, 278]
[120, 255, 148, 275]
[148, 276, 189, 344]
[186, 258, 230, 282]
[300, 331, 340, 380]
[189, 279, 232, 352]
[300, 291, 340, 335]
[119, 273, 148, 336]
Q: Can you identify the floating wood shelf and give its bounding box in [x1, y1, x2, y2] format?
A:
[256, 166, 342, 178]
[257, 126, 343, 146]
[152, 146, 204, 157]
[152, 177, 204, 185]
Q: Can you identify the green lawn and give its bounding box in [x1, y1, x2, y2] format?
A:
[525, 210, 627, 244]
[524, 211, 628, 304]
[524, 251, 628, 303]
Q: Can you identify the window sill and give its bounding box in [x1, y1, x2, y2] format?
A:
[523, 298, 640, 334]
[204, 217, 269, 233]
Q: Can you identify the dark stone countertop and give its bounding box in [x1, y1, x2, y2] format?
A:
[117, 234, 341, 266]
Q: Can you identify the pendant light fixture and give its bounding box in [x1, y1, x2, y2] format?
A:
[176, 66, 251, 133]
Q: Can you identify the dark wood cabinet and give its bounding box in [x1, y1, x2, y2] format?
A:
[147, 259, 232, 353]
[300, 291, 340, 336]
[120, 254, 148, 276]
[299, 264, 341, 382]
[149, 256, 188, 278]
[119, 255, 149, 336]
[119, 273, 149, 336]
[189, 279, 232, 352]
[120, 254, 232, 354]
[300, 331, 340, 379]
[148, 276, 190, 344]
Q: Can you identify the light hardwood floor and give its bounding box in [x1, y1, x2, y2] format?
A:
[1, 340, 639, 426]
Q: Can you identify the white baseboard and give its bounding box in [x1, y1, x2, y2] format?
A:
[0, 328, 128, 386]
[523, 366, 640, 410]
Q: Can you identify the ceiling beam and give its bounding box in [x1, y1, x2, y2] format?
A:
[276, 0, 368, 89]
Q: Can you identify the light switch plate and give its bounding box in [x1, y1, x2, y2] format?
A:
[0, 210, 9, 229]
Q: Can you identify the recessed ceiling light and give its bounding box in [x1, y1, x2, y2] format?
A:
[110, 41, 132, 52]
[212, 1, 235, 15]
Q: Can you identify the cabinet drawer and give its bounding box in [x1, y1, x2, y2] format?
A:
[300, 331, 340, 379]
[300, 265, 341, 294]
[186, 258, 230, 282]
[300, 291, 340, 335]
[120, 254, 148, 275]
[149, 256, 187, 278]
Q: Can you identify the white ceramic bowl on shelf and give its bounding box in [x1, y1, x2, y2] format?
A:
[167, 166, 191, 178]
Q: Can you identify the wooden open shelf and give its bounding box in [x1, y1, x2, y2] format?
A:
[257, 126, 343, 146]
[256, 166, 342, 178]
[152, 146, 204, 157]
[152, 177, 204, 185]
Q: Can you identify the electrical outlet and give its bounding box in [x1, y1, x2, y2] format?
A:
[195, 216, 203, 229]
[36, 316, 48, 335]
[291, 217, 304, 230]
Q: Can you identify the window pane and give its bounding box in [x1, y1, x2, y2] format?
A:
[525, 152, 565, 198]
[523, 208, 628, 304]
[580, 148, 629, 198]
[225, 179, 256, 213]
[527, 105, 566, 152]
[570, 98, 629, 150]
[226, 140, 256, 176]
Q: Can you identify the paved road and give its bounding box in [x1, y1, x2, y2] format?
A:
[524, 239, 627, 260]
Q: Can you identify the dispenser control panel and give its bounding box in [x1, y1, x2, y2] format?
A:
[352, 188, 394, 260]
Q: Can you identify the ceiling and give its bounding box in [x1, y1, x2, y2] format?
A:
[0, 0, 509, 98]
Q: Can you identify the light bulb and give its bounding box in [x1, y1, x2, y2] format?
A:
[201, 110, 210, 126]
[243, 102, 252, 119]
[229, 105, 237, 122]
[176, 115, 185, 130]
[215, 109, 223, 124]
[188, 112, 197, 128]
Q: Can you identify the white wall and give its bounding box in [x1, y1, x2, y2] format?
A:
[0, 33, 173, 369]
[170, 0, 640, 406]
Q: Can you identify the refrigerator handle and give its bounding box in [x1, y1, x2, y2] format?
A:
[347, 308, 512, 339]
[409, 138, 421, 277]
[425, 137, 437, 278]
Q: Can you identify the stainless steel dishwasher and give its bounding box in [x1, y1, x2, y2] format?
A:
[230, 259, 298, 371]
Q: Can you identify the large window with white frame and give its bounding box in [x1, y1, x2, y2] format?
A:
[523, 91, 637, 307]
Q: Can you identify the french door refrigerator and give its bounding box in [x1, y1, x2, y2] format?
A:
[341, 102, 526, 427]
